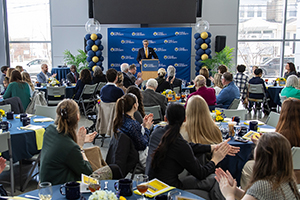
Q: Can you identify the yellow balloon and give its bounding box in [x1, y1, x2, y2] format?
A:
[201, 32, 208, 39]
[92, 66, 97, 71]
[201, 43, 208, 50]
[92, 56, 99, 63]
[201, 54, 208, 60]
[90, 33, 98, 41]
[92, 45, 98, 52]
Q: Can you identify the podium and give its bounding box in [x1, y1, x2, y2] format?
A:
[141, 59, 159, 80]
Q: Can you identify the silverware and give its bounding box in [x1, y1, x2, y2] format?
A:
[103, 181, 108, 190]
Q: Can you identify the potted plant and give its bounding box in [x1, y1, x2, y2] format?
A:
[63, 49, 89, 73]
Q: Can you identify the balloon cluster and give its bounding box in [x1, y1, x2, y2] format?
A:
[194, 32, 212, 76]
[85, 33, 104, 71]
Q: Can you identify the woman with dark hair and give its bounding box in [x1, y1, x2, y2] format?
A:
[92, 66, 107, 84]
[116, 71, 126, 93]
[74, 69, 93, 100]
[126, 85, 145, 124]
[148, 104, 237, 199]
[3, 70, 31, 110]
[284, 62, 297, 79]
[217, 132, 300, 200]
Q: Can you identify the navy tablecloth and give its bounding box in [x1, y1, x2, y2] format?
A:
[20, 180, 204, 200]
[267, 86, 284, 106]
[1, 115, 53, 162]
[36, 85, 76, 99]
[51, 67, 71, 81]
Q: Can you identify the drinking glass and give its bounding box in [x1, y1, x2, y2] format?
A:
[88, 174, 101, 192]
[39, 182, 52, 200]
[168, 190, 181, 200]
[136, 174, 149, 200]
[175, 93, 181, 101]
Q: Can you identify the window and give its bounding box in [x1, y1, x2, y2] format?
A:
[247, 10, 254, 17]
[6, 0, 51, 76]
[257, 10, 262, 17]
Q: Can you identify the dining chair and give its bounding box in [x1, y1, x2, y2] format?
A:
[248, 84, 270, 113]
[75, 84, 98, 118]
[46, 86, 66, 106]
[0, 131, 14, 196]
[173, 86, 180, 94]
[144, 105, 162, 124]
[291, 147, 300, 186]
[35, 105, 57, 119]
[0, 104, 11, 112]
[228, 98, 240, 109]
[279, 93, 287, 104]
[223, 109, 247, 120]
[265, 111, 280, 128]
[95, 82, 106, 96]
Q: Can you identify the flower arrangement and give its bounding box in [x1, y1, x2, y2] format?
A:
[276, 78, 286, 86]
[88, 190, 118, 200]
[276, 77, 286, 81]
[212, 109, 225, 122]
[48, 77, 60, 86]
[0, 109, 6, 122]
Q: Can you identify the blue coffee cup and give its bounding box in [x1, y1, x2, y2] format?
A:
[22, 117, 30, 126]
[60, 181, 80, 200]
[0, 121, 12, 131]
[20, 113, 27, 122]
[249, 121, 258, 131]
[6, 112, 14, 120]
[114, 179, 133, 197]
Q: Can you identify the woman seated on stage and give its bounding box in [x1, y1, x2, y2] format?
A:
[181, 95, 222, 145]
[74, 69, 93, 100]
[217, 132, 300, 200]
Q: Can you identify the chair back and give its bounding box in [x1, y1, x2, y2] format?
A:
[279, 93, 287, 104]
[248, 84, 265, 94]
[223, 109, 247, 120]
[96, 82, 106, 94]
[47, 86, 66, 106]
[96, 101, 116, 136]
[228, 98, 240, 109]
[292, 147, 300, 170]
[80, 84, 98, 97]
[144, 105, 162, 123]
[265, 111, 280, 127]
[173, 86, 180, 94]
[35, 105, 57, 119]
[0, 131, 10, 153]
[0, 104, 11, 112]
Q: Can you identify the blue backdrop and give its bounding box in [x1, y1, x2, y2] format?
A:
[108, 27, 191, 81]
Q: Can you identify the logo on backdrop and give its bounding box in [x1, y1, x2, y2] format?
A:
[163, 55, 177, 60]
[110, 63, 121, 67]
[174, 47, 188, 52]
[164, 40, 178, 44]
[110, 32, 124, 36]
[174, 63, 188, 67]
[153, 32, 167, 36]
[121, 40, 134, 44]
[153, 47, 167, 52]
[121, 55, 135, 60]
[110, 48, 124, 52]
[175, 31, 189, 36]
[131, 48, 139, 52]
[132, 32, 145, 36]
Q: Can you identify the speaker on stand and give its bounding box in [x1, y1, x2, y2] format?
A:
[215, 36, 226, 52]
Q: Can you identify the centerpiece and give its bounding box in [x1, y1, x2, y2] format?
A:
[211, 109, 224, 122]
[88, 190, 118, 200]
[276, 77, 286, 86]
[0, 109, 5, 122]
[48, 77, 60, 86]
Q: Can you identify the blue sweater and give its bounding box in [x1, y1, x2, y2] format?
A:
[74, 80, 92, 100]
[100, 83, 124, 103]
[216, 81, 240, 108]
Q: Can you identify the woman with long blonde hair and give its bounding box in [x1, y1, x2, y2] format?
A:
[21, 71, 35, 95]
[213, 73, 223, 95]
[181, 95, 222, 144]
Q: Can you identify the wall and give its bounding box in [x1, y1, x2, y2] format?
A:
[0, 0, 8, 66]
[50, 0, 239, 80]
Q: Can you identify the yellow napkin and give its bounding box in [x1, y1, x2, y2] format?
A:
[15, 114, 35, 119]
[33, 118, 54, 122]
[35, 128, 45, 150]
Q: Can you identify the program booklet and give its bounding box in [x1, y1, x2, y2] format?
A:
[242, 131, 261, 141]
[134, 178, 175, 198]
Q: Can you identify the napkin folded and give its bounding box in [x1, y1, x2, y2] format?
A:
[33, 118, 54, 122]
[21, 125, 45, 150]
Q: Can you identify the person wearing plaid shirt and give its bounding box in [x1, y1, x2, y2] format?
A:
[234, 64, 249, 101]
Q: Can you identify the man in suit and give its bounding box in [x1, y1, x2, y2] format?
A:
[136, 39, 158, 65]
[142, 78, 167, 117]
[100, 68, 124, 103]
[127, 64, 143, 86]
[37, 64, 56, 83]
[120, 63, 135, 88]
[66, 65, 79, 83]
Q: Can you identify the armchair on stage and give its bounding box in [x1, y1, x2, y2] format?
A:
[141, 59, 159, 80]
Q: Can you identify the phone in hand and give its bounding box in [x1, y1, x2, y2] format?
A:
[234, 136, 248, 143]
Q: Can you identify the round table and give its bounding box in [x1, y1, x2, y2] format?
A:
[19, 180, 204, 200]
[51, 67, 70, 81]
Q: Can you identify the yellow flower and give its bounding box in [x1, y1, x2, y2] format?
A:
[168, 90, 172, 94]
[162, 91, 166, 95]
[0, 109, 5, 117]
[216, 115, 223, 122]
[119, 196, 127, 200]
[216, 110, 221, 115]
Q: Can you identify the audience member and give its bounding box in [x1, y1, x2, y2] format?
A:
[213, 73, 223, 95]
[281, 75, 300, 99]
[74, 69, 92, 100]
[116, 71, 127, 93]
[126, 85, 145, 124]
[21, 71, 35, 96]
[248, 68, 267, 112]
[234, 64, 249, 107]
[6, 68, 15, 81]
[181, 96, 222, 145]
[155, 68, 171, 93]
[100, 69, 124, 103]
[92, 66, 106, 84]
[166, 65, 182, 91]
[3, 70, 31, 110]
[146, 103, 238, 199]
[217, 132, 300, 200]
[120, 63, 134, 88]
[249, 66, 258, 79]
[185, 75, 216, 107]
[200, 67, 211, 87]
[284, 62, 297, 79]
[142, 78, 167, 117]
[0, 157, 6, 174]
[127, 64, 143, 86]
[40, 99, 93, 185]
[1, 77, 9, 95]
[37, 64, 56, 83]
[0, 66, 9, 86]
[15, 65, 24, 72]
[66, 65, 79, 83]
[216, 72, 240, 108]
[218, 65, 228, 74]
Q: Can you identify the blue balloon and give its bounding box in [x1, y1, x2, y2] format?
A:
[87, 56, 92, 62]
[208, 55, 212, 59]
[194, 44, 200, 50]
[205, 49, 211, 55]
[96, 33, 102, 39]
[95, 50, 102, 57]
[87, 50, 95, 57]
[85, 45, 91, 52]
[195, 55, 201, 61]
[196, 38, 204, 45]
[99, 56, 104, 61]
[89, 61, 95, 68]
[195, 66, 200, 72]
[195, 71, 199, 76]
[87, 39, 94, 46]
[85, 34, 91, 40]
[195, 61, 202, 67]
[207, 32, 212, 37]
[194, 33, 200, 39]
[96, 61, 102, 66]
[95, 39, 101, 46]
[208, 44, 211, 48]
[204, 38, 211, 44]
[100, 66, 104, 71]
[196, 49, 204, 55]
[99, 45, 104, 51]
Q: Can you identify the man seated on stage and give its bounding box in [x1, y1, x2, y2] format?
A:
[66, 65, 79, 83]
[120, 63, 135, 88]
[136, 39, 158, 65]
[100, 68, 124, 103]
[142, 78, 167, 117]
[216, 72, 240, 109]
[127, 64, 143, 86]
[37, 64, 56, 83]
